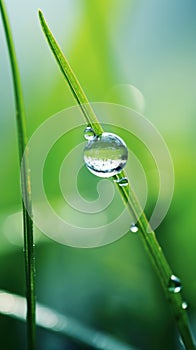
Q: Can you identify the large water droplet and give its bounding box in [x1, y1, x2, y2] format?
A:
[168, 275, 182, 293]
[130, 223, 139, 233]
[84, 132, 128, 178]
[114, 177, 129, 187]
[182, 301, 188, 310]
[84, 126, 96, 140]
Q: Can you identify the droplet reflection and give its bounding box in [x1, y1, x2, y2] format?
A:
[84, 126, 96, 141]
[168, 275, 182, 293]
[130, 223, 139, 233]
[84, 132, 128, 178]
[182, 301, 188, 310]
[114, 177, 129, 187]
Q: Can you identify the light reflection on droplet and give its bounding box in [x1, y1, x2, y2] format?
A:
[130, 223, 139, 233]
[84, 132, 128, 178]
[168, 275, 182, 293]
[114, 177, 129, 187]
[182, 301, 188, 310]
[84, 126, 96, 141]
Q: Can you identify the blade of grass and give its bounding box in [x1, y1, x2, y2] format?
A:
[38, 9, 103, 136]
[38, 10, 195, 349]
[0, 290, 137, 350]
[0, 2, 36, 349]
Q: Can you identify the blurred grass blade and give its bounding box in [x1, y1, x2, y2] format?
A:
[0, 1, 36, 349]
[38, 10, 195, 349]
[0, 290, 137, 350]
[38, 9, 103, 136]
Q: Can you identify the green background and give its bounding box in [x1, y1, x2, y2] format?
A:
[0, 0, 196, 349]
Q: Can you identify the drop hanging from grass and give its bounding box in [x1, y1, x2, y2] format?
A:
[114, 177, 129, 187]
[168, 275, 182, 293]
[84, 132, 128, 178]
[182, 302, 188, 310]
[84, 126, 96, 141]
[130, 223, 139, 233]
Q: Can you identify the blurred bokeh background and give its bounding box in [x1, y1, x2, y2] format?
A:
[0, 0, 196, 349]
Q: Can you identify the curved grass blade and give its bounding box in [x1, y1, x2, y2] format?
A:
[0, 2, 36, 349]
[38, 9, 195, 350]
[38, 9, 103, 136]
[38, 9, 130, 197]
[0, 290, 137, 350]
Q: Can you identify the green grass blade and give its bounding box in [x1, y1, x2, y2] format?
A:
[0, 2, 36, 349]
[38, 9, 195, 350]
[0, 289, 137, 350]
[38, 9, 130, 196]
[38, 9, 103, 136]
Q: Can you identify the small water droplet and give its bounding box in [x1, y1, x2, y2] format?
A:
[84, 126, 96, 140]
[182, 301, 188, 310]
[84, 132, 128, 178]
[114, 177, 129, 187]
[130, 223, 139, 233]
[168, 275, 182, 293]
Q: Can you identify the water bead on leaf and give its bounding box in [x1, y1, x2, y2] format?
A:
[182, 301, 188, 310]
[168, 275, 182, 293]
[84, 126, 96, 141]
[130, 223, 139, 233]
[84, 132, 128, 178]
[114, 177, 129, 187]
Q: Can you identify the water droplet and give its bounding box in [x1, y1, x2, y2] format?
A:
[84, 126, 96, 140]
[168, 275, 182, 293]
[114, 177, 129, 187]
[84, 132, 128, 178]
[130, 223, 139, 233]
[182, 301, 188, 310]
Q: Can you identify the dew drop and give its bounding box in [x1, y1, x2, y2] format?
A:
[168, 275, 182, 293]
[84, 132, 128, 178]
[84, 126, 96, 141]
[182, 301, 188, 310]
[130, 223, 139, 233]
[114, 177, 129, 187]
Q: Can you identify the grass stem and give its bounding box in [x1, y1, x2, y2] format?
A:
[0, 1, 36, 349]
[38, 10, 195, 349]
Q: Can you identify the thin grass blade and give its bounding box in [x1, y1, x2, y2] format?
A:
[38, 9, 195, 350]
[0, 2, 36, 349]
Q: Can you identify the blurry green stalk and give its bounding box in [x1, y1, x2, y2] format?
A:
[0, 1, 36, 349]
[39, 10, 195, 350]
[0, 289, 136, 350]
